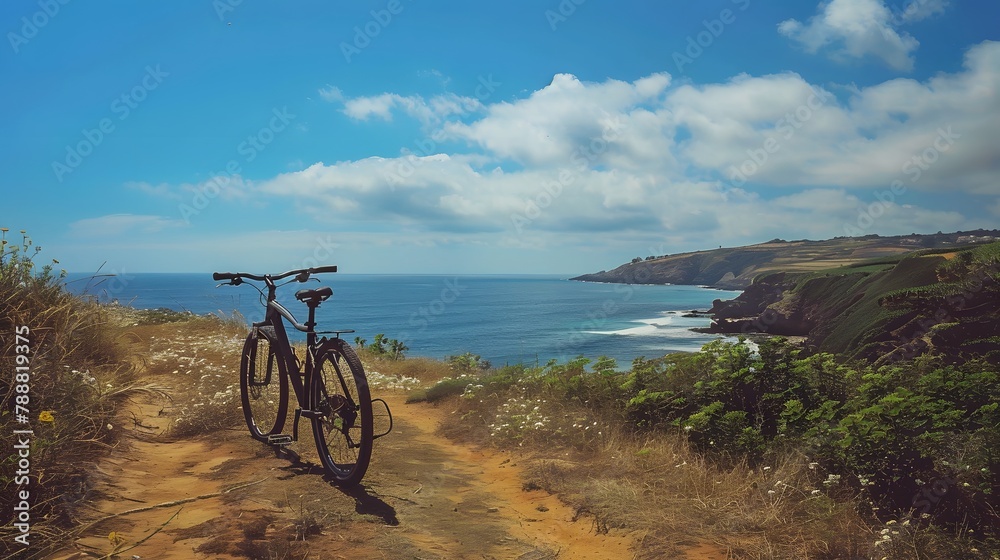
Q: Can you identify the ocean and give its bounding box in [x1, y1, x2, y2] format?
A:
[65, 273, 741, 368]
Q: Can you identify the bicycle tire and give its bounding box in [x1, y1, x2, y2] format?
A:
[311, 337, 373, 486]
[239, 326, 288, 439]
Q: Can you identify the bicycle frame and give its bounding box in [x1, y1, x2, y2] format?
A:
[254, 276, 324, 441]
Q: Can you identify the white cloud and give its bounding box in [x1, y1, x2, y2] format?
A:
[896, 0, 949, 23]
[125, 181, 183, 200]
[444, 72, 673, 169]
[318, 85, 343, 102]
[143, 45, 999, 258]
[779, 0, 936, 71]
[670, 41, 1000, 193]
[69, 214, 187, 237]
[129, 176, 254, 203]
[327, 89, 484, 128]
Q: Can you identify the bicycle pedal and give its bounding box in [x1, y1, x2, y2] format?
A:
[266, 434, 294, 446]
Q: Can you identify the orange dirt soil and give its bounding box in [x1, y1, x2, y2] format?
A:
[45, 329, 726, 559]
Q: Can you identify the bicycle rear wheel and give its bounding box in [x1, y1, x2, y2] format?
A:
[311, 337, 373, 486]
[239, 326, 288, 439]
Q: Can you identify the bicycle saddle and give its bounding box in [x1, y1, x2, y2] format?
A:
[295, 286, 333, 305]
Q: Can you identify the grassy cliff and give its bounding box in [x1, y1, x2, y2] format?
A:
[707, 242, 1000, 363]
[573, 230, 1000, 289]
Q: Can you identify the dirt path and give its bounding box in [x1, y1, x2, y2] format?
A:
[48, 393, 650, 559]
[46, 322, 726, 559]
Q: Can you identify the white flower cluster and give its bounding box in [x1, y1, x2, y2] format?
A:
[488, 397, 552, 441]
[365, 370, 423, 391]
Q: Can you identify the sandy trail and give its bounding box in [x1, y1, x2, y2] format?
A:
[46, 324, 725, 559]
[48, 395, 650, 559]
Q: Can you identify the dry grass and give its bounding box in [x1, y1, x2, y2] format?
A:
[131, 315, 247, 438]
[423, 369, 998, 560]
[526, 437, 873, 559]
[441, 388, 869, 558]
[0, 232, 167, 557]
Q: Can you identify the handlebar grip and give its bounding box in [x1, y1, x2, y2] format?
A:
[213, 272, 239, 281]
[310, 265, 338, 274]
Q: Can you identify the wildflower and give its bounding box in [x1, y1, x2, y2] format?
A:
[107, 423, 114, 430]
[767, 490, 776, 496]
[39, 411, 55, 423]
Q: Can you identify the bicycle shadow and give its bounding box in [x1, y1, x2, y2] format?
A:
[337, 483, 400, 526]
[272, 447, 399, 526]
[273, 446, 326, 476]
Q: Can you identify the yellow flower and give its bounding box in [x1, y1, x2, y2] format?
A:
[39, 410, 55, 423]
[108, 531, 125, 545]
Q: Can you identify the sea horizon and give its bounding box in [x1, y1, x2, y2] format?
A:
[63, 272, 741, 368]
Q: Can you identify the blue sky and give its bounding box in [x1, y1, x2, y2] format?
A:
[2, 0, 998, 275]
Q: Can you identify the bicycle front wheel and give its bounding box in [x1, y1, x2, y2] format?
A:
[311, 338, 373, 486]
[239, 326, 288, 440]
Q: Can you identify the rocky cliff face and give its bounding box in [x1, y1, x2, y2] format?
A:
[703, 245, 1000, 363]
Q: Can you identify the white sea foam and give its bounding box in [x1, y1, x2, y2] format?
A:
[586, 310, 720, 338]
[587, 314, 680, 336]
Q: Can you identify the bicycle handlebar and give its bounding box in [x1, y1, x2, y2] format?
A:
[213, 265, 338, 283]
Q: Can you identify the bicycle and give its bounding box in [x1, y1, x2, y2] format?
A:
[213, 265, 392, 486]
